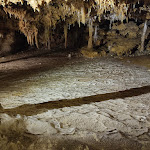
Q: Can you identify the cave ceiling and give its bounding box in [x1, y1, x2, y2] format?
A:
[0, 0, 150, 48]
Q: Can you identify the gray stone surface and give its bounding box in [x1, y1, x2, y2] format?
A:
[0, 57, 150, 149]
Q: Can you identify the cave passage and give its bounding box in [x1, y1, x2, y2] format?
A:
[1, 1, 150, 150]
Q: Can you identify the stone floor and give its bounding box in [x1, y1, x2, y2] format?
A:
[0, 54, 150, 150]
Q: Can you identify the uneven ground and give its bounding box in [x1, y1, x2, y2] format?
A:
[0, 51, 150, 150]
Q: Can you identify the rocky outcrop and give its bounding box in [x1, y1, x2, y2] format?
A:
[81, 21, 150, 58]
[106, 22, 141, 56]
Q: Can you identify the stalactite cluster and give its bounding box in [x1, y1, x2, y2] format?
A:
[0, 0, 150, 50]
[4, 6, 39, 48]
[3, 7, 26, 19]
[19, 20, 39, 48]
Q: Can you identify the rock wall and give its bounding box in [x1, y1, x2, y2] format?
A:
[0, 29, 28, 56]
[0, 31, 14, 56]
[81, 21, 150, 58]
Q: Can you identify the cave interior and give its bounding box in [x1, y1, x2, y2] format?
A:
[0, 0, 150, 57]
[1, 1, 150, 150]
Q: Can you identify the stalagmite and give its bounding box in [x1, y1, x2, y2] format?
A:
[88, 18, 93, 49]
[64, 24, 68, 49]
[140, 20, 148, 52]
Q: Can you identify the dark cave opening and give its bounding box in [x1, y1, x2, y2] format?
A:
[12, 31, 29, 54]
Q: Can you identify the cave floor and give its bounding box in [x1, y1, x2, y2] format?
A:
[0, 51, 150, 150]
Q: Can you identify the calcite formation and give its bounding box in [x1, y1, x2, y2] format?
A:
[0, 0, 150, 55]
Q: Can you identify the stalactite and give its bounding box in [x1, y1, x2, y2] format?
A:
[88, 18, 93, 49]
[19, 20, 39, 48]
[121, 11, 124, 22]
[3, 7, 26, 20]
[77, 11, 81, 27]
[34, 27, 39, 49]
[1, 0, 149, 51]
[140, 20, 148, 52]
[87, 8, 91, 18]
[126, 17, 128, 23]
[4, 6, 39, 48]
[94, 25, 98, 43]
[64, 24, 68, 49]
[109, 20, 112, 29]
[81, 7, 86, 25]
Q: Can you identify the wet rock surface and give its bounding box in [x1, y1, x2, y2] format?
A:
[0, 54, 150, 150]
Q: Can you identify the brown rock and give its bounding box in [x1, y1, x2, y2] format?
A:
[80, 47, 99, 58]
[146, 41, 150, 51]
[100, 50, 107, 57]
[95, 40, 101, 46]
[108, 37, 140, 56]
[112, 23, 126, 31]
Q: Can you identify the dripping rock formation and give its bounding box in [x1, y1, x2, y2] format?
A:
[0, 0, 149, 56]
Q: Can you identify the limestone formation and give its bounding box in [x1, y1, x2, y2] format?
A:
[0, 0, 150, 56]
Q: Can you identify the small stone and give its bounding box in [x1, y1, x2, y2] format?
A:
[25, 118, 57, 135]
[80, 47, 99, 58]
[100, 50, 107, 57]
